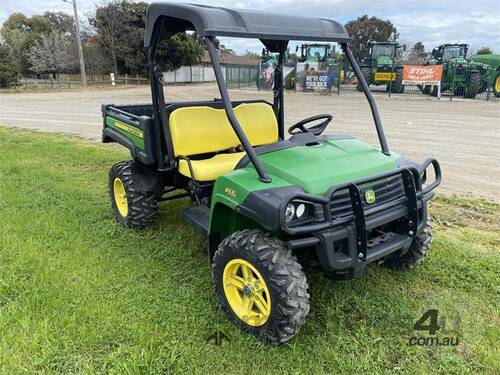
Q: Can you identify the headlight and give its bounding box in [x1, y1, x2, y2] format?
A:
[296, 203, 306, 218]
[285, 203, 295, 223]
[284, 200, 314, 224]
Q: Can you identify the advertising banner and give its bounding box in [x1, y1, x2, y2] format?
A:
[296, 62, 339, 92]
[403, 65, 443, 85]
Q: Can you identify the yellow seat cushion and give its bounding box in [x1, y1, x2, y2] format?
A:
[169, 102, 278, 181]
[178, 152, 245, 182]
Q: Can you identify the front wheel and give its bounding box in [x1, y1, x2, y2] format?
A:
[213, 229, 310, 344]
[464, 71, 481, 98]
[390, 68, 404, 93]
[384, 218, 433, 270]
[357, 67, 372, 92]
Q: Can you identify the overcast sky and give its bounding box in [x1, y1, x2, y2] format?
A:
[1, 0, 499, 54]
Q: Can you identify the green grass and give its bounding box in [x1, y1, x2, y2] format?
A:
[0, 127, 498, 374]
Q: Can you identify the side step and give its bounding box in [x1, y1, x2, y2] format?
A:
[181, 205, 209, 236]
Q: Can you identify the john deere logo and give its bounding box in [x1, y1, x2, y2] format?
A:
[365, 189, 376, 204]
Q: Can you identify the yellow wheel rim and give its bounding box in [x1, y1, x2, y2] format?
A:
[223, 259, 271, 327]
[113, 177, 128, 217]
[495, 75, 500, 92]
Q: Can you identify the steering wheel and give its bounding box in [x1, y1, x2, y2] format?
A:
[288, 114, 333, 136]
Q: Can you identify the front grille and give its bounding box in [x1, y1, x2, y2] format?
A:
[330, 175, 405, 218]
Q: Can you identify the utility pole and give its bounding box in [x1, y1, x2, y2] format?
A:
[63, 0, 87, 86]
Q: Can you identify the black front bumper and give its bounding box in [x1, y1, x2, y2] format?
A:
[286, 159, 441, 276]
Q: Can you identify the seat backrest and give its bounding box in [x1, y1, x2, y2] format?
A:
[234, 103, 278, 147]
[168, 102, 278, 157]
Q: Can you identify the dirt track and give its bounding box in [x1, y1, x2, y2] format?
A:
[0, 85, 498, 200]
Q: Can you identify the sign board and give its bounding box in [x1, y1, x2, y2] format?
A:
[403, 65, 443, 98]
[296, 62, 339, 92]
[403, 65, 443, 85]
[375, 72, 396, 81]
[305, 75, 329, 90]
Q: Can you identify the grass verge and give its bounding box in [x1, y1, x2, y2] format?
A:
[0, 127, 498, 374]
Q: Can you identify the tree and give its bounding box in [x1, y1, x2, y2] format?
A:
[406, 41, 428, 64]
[157, 32, 204, 72]
[118, 1, 149, 75]
[82, 37, 113, 79]
[0, 12, 53, 75]
[90, 1, 131, 75]
[91, 0, 203, 75]
[476, 47, 493, 55]
[0, 43, 16, 87]
[218, 44, 235, 55]
[43, 11, 74, 36]
[243, 50, 260, 59]
[345, 15, 398, 61]
[27, 32, 69, 79]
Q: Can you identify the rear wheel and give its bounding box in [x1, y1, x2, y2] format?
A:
[213, 229, 310, 344]
[384, 218, 433, 270]
[464, 71, 480, 98]
[357, 67, 372, 92]
[108, 161, 158, 228]
[493, 72, 500, 98]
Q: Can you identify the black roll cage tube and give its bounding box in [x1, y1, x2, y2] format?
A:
[341, 42, 390, 155]
[146, 19, 391, 181]
[205, 37, 272, 183]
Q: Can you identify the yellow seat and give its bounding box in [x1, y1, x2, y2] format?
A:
[178, 152, 245, 181]
[169, 102, 278, 181]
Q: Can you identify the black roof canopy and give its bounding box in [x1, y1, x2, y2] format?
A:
[144, 2, 351, 47]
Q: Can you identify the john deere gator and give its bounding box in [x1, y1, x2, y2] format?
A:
[101, 3, 441, 344]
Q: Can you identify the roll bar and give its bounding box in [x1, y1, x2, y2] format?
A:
[341, 43, 390, 155]
[206, 37, 272, 182]
[146, 18, 391, 182]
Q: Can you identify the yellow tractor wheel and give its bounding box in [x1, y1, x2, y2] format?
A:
[494, 73, 500, 98]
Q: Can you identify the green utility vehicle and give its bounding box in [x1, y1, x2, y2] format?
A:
[358, 42, 404, 93]
[102, 3, 441, 344]
[471, 53, 500, 98]
[422, 44, 491, 98]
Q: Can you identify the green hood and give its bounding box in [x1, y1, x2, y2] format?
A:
[258, 138, 399, 195]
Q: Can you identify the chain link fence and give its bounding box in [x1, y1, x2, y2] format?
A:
[10, 62, 499, 103]
[338, 63, 498, 101]
[225, 64, 260, 89]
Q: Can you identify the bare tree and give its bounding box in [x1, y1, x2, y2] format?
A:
[89, 1, 131, 75]
[27, 32, 69, 83]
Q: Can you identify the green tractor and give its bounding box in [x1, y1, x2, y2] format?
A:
[422, 44, 491, 98]
[102, 3, 441, 344]
[357, 42, 404, 93]
[297, 43, 332, 63]
[471, 53, 500, 98]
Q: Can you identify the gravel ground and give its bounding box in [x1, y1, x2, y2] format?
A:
[0, 84, 498, 200]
